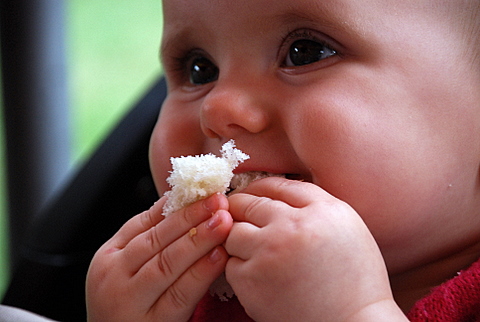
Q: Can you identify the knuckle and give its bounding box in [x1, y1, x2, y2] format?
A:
[157, 248, 175, 277]
[145, 225, 164, 250]
[139, 199, 166, 231]
[167, 283, 190, 310]
[140, 206, 156, 230]
[188, 263, 204, 283]
[181, 203, 197, 227]
[244, 196, 271, 218]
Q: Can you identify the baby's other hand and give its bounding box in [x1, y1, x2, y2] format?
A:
[225, 177, 406, 321]
[86, 193, 232, 322]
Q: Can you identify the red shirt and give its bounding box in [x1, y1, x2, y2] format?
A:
[191, 258, 480, 321]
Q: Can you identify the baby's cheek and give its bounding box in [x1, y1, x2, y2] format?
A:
[149, 128, 173, 194]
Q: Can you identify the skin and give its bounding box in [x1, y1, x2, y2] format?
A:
[86, 0, 480, 320]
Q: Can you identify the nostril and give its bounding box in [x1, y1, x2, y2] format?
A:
[201, 122, 221, 139]
[200, 104, 224, 139]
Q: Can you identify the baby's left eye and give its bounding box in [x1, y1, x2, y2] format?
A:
[285, 39, 337, 67]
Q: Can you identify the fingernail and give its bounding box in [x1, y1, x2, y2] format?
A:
[203, 193, 219, 213]
[206, 212, 222, 230]
[208, 248, 222, 263]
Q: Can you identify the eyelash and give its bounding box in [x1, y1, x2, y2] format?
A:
[278, 29, 338, 66]
[165, 28, 338, 84]
[280, 29, 322, 51]
[167, 49, 200, 78]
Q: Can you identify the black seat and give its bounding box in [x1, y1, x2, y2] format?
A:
[1, 77, 166, 322]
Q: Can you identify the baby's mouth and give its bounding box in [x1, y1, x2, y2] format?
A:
[227, 171, 306, 195]
[285, 173, 306, 181]
[227, 171, 282, 194]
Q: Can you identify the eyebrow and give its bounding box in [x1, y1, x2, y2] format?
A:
[276, 7, 357, 38]
[159, 25, 194, 64]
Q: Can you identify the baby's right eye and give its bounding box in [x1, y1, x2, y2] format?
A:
[286, 39, 336, 67]
[279, 29, 339, 70]
[189, 56, 219, 85]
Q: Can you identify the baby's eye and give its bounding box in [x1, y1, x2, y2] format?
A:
[189, 56, 219, 85]
[285, 39, 337, 67]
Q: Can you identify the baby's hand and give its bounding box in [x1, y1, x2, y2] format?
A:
[86, 193, 232, 322]
[225, 177, 406, 321]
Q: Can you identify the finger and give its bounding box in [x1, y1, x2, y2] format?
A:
[240, 176, 331, 208]
[225, 255, 247, 292]
[120, 193, 228, 272]
[225, 221, 260, 260]
[150, 246, 229, 321]
[130, 209, 233, 304]
[228, 177, 332, 225]
[112, 196, 167, 249]
[228, 192, 290, 227]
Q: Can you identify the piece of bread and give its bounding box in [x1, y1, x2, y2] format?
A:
[162, 140, 250, 216]
[162, 139, 283, 300]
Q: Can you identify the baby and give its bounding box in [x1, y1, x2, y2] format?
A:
[86, 0, 480, 321]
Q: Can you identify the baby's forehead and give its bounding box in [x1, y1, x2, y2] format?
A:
[161, 0, 367, 42]
[161, 0, 479, 63]
[161, 0, 464, 32]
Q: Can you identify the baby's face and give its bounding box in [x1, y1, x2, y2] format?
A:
[151, 0, 480, 274]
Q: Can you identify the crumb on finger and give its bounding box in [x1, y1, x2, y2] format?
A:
[189, 227, 197, 237]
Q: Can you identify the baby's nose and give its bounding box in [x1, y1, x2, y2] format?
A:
[200, 80, 270, 139]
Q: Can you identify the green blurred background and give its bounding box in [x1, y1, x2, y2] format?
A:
[0, 1, 163, 298]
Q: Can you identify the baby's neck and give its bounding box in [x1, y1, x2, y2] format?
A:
[390, 241, 480, 313]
